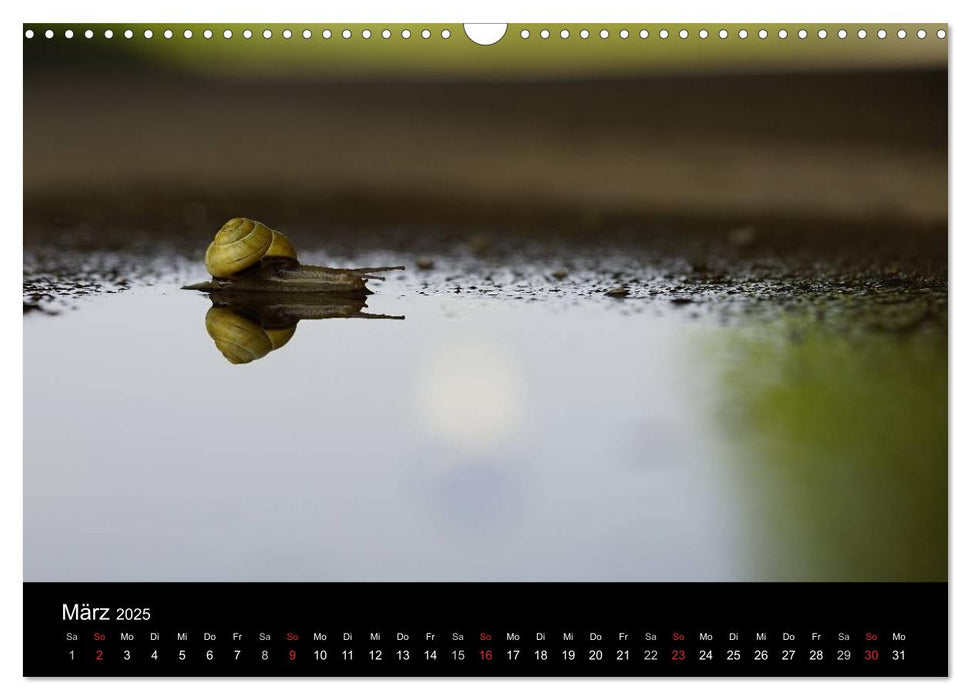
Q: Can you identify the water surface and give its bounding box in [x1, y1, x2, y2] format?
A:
[23, 238, 947, 582]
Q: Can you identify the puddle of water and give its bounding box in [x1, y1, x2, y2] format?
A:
[23, 249, 946, 582]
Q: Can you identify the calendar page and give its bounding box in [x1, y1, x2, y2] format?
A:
[22, 21, 948, 677]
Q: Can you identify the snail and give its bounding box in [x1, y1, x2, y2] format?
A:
[183, 218, 404, 296]
[203, 291, 404, 365]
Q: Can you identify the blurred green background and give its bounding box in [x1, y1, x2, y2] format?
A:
[715, 321, 947, 580]
[25, 23, 948, 80]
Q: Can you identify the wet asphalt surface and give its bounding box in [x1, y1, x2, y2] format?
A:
[24, 222, 947, 337]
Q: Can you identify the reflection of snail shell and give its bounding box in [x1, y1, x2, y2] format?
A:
[205, 307, 295, 365]
[263, 326, 297, 351]
[204, 217, 298, 278]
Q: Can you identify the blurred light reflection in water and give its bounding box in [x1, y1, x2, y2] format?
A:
[23, 276, 945, 582]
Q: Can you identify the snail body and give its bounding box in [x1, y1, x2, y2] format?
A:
[187, 217, 403, 296]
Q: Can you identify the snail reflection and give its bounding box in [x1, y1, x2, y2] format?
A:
[184, 217, 405, 364]
[203, 292, 404, 364]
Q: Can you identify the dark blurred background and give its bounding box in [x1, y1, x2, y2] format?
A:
[24, 24, 948, 239]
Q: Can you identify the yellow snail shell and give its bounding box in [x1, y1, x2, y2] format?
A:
[204, 217, 298, 279]
[263, 325, 297, 351]
[205, 307, 295, 365]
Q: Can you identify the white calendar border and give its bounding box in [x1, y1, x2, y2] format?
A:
[3, 0, 965, 698]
